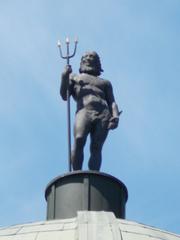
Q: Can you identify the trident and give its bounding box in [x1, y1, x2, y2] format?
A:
[57, 37, 78, 172]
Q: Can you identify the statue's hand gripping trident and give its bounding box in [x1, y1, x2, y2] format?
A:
[57, 37, 78, 172]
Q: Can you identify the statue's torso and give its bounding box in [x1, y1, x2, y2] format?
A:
[71, 73, 110, 112]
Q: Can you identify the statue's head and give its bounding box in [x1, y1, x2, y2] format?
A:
[79, 51, 103, 76]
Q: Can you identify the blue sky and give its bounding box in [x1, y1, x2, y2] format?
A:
[0, 0, 180, 234]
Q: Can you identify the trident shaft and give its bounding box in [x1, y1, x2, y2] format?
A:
[58, 37, 78, 172]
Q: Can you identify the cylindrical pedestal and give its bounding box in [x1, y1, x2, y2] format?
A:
[45, 171, 128, 220]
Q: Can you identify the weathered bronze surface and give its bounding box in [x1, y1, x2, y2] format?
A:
[60, 51, 120, 171]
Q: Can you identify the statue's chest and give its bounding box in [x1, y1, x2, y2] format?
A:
[73, 74, 105, 91]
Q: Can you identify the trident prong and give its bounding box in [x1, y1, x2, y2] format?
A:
[57, 37, 78, 64]
[57, 37, 78, 172]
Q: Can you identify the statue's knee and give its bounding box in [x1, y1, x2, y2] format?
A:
[90, 142, 102, 152]
[75, 136, 86, 148]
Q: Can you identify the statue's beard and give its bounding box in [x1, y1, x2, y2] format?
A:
[79, 63, 100, 76]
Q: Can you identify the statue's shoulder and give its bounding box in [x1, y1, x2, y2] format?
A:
[69, 73, 79, 82]
[100, 78, 112, 87]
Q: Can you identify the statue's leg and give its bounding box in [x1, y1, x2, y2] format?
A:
[71, 109, 90, 170]
[88, 121, 109, 171]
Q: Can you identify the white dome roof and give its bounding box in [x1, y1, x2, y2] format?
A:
[0, 211, 179, 240]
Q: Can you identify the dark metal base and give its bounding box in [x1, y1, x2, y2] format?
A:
[45, 171, 128, 220]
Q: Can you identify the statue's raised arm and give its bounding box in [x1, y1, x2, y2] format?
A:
[60, 65, 72, 101]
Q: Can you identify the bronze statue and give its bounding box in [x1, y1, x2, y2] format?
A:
[60, 51, 120, 171]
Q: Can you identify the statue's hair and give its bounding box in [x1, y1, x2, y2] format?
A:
[79, 51, 103, 76]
